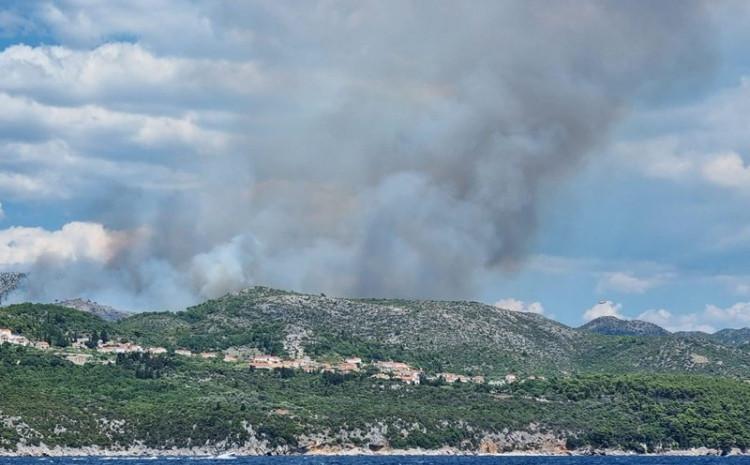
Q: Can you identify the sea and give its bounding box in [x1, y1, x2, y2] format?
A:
[2, 457, 750, 465]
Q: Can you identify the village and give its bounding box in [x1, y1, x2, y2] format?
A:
[1, 326, 526, 386]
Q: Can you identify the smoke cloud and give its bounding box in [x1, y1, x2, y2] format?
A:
[0, 1, 717, 310]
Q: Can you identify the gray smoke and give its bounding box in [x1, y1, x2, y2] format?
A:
[5, 1, 717, 310]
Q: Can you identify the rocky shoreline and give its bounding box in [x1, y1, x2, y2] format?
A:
[1, 444, 747, 458]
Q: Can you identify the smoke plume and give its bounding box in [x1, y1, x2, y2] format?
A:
[1, 1, 716, 310]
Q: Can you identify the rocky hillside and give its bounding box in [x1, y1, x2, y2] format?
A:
[579, 316, 670, 336]
[4, 286, 750, 377]
[117, 287, 583, 375]
[57, 298, 131, 322]
[114, 286, 750, 377]
[710, 328, 750, 347]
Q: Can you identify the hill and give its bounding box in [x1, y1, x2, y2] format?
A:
[56, 298, 131, 322]
[3, 289, 750, 455]
[711, 328, 750, 347]
[579, 316, 670, 336]
[4, 287, 750, 377]
[114, 287, 750, 377]
[1, 344, 750, 455]
[0, 303, 109, 346]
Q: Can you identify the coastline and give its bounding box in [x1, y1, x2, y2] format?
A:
[1, 445, 747, 458]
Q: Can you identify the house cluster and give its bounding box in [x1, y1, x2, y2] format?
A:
[373, 360, 422, 384]
[2, 327, 537, 386]
[0, 328, 50, 350]
[436, 372, 486, 384]
[249, 355, 363, 374]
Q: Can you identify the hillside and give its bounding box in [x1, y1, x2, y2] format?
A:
[711, 328, 750, 347]
[579, 316, 670, 336]
[116, 287, 583, 375]
[3, 289, 750, 455]
[1, 344, 750, 455]
[4, 287, 750, 378]
[0, 303, 109, 346]
[57, 298, 131, 322]
[114, 287, 750, 377]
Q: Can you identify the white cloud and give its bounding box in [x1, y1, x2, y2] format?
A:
[494, 298, 545, 315]
[636, 309, 714, 333]
[701, 151, 750, 191]
[638, 303, 750, 333]
[583, 300, 625, 321]
[705, 302, 750, 327]
[597, 271, 666, 294]
[0, 43, 270, 107]
[0, 170, 61, 199]
[0, 222, 128, 267]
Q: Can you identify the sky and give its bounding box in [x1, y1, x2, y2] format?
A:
[1, 1, 750, 332]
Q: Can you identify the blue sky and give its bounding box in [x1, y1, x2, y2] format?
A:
[1, 1, 750, 331]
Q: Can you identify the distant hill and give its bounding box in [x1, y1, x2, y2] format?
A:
[56, 298, 131, 322]
[578, 316, 670, 337]
[710, 327, 750, 346]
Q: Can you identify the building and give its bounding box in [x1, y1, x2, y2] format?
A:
[505, 373, 518, 384]
[439, 373, 469, 384]
[148, 347, 168, 355]
[375, 360, 421, 384]
[34, 341, 50, 350]
[399, 371, 421, 384]
[249, 355, 282, 369]
[337, 362, 360, 373]
[0, 330, 31, 347]
[72, 337, 91, 349]
[374, 361, 412, 373]
[97, 342, 143, 354]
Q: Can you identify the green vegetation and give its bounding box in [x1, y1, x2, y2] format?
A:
[5, 289, 750, 378]
[2, 343, 750, 453]
[4, 288, 750, 454]
[0, 303, 109, 347]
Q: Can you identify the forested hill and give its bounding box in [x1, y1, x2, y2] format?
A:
[3, 287, 750, 455]
[3, 286, 750, 377]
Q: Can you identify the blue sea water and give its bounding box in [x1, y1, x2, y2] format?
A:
[2, 457, 750, 465]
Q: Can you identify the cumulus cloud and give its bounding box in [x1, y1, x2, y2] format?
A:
[583, 300, 625, 322]
[494, 298, 545, 315]
[614, 70, 750, 193]
[0, 222, 128, 266]
[596, 271, 667, 294]
[0, 43, 269, 109]
[701, 152, 750, 191]
[0, 1, 720, 310]
[638, 303, 750, 333]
